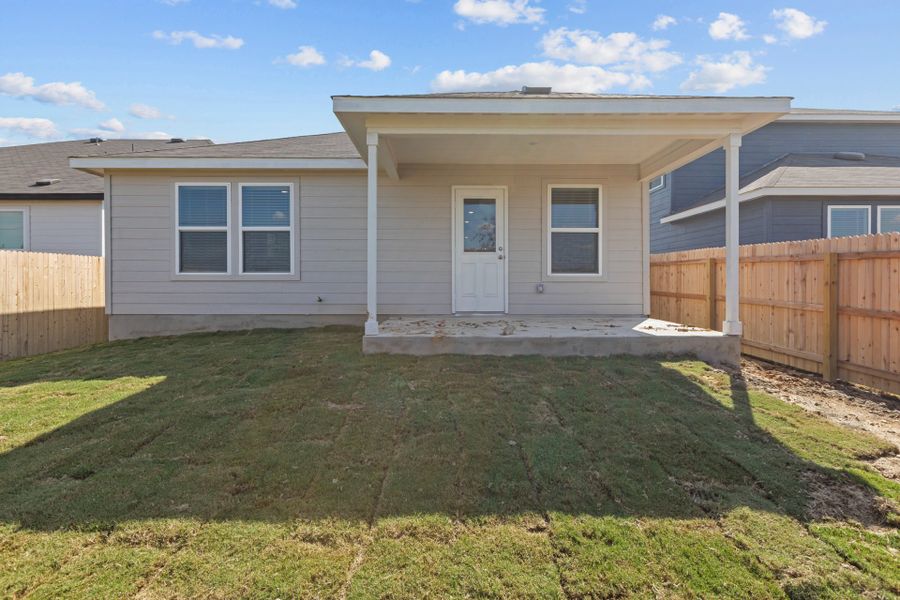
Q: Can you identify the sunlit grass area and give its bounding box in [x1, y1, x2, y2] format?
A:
[0, 327, 897, 598]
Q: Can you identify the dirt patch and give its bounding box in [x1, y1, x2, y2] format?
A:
[803, 470, 896, 528]
[741, 358, 900, 480]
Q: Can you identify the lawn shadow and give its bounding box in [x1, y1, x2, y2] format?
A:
[0, 327, 893, 531]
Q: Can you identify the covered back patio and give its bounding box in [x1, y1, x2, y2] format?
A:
[334, 91, 791, 362]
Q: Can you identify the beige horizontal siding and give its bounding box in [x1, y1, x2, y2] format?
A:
[109, 164, 644, 316]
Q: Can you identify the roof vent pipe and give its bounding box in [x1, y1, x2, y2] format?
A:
[169, 137, 185, 143]
[834, 152, 866, 161]
[35, 178, 61, 186]
[521, 86, 552, 95]
[88, 137, 104, 144]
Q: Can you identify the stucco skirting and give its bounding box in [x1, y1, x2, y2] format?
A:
[108, 314, 364, 340]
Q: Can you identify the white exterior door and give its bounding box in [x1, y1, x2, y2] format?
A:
[454, 187, 506, 313]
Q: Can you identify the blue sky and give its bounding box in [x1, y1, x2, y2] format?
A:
[1, 0, 898, 146]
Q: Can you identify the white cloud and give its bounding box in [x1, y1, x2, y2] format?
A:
[99, 118, 125, 133]
[70, 126, 173, 140]
[0, 117, 60, 139]
[432, 61, 651, 93]
[0, 72, 105, 110]
[708, 12, 750, 41]
[342, 50, 392, 71]
[283, 45, 326, 67]
[541, 28, 682, 73]
[763, 34, 778, 45]
[160, 0, 189, 4]
[129, 103, 169, 119]
[568, 0, 587, 15]
[152, 30, 244, 50]
[681, 51, 769, 93]
[453, 0, 544, 26]
[268, 0, 297, 7]
[652, 15, 677, 31]
[772, 8, 826, 40]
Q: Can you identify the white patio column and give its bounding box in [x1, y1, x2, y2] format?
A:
[723, 133, 743, 336]
[365, 132, 379, 335]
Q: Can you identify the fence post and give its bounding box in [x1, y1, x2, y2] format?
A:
[706, 257, 717, 331]
[822, 252, 839, 381]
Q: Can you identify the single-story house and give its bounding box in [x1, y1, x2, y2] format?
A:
[652, 109, 900, 252]
[71, 90, 793, 361]
[0, 138, 211, 255]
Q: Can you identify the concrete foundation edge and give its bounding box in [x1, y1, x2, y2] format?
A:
[109, 314, 364, 340]
[363, 334, 741, 367]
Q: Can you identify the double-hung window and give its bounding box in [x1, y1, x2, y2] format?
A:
[177, 183, 230, 274]
[0, 209, 26, 250]
[548, 185, 603, 276]
[827, 205, 870, 238]
[239, 183, 294, 274]
[878, 206, 900, 233]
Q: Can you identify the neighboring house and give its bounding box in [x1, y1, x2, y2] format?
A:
[0, 138, 212, 255]
[651, 109, 900, 252]
[71, 90, 792, 354]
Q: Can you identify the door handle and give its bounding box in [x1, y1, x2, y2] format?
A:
[498, 255, 504, 260]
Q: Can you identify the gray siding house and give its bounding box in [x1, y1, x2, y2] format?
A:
[70, 90, 794, 357]
[651, 110, 900, 253]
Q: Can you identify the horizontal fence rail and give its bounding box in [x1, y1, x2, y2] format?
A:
[0, 251, 107, 360]
[651, 233, 900, 396]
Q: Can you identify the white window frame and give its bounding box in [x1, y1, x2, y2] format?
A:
[0, 207, 29, 251]
[546, 184, 604, 278]
[827, 205, 871, 239]
[876, 205, 900, 234]
[649, 174, 666, 192]
[175, 182, 231, 275]
[238, 182, 296, 276]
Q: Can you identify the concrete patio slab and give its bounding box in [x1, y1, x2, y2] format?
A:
[363, 316, 740, 366]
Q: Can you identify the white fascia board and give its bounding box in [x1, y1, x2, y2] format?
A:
[780, 112, 900, 123]
[333, 96, 791, 116]
[69, 157, 367, 171]
[661, 186, 900, 224]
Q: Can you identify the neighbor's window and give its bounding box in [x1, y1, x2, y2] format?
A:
[649, 175, 666, 192]
[828, 205, 870, 238]
[549, 186, 602, 275]
[0, 210, 25, 250]
[177, 183, 230, 274]
[240, 184, 293, 274]
[878, 206, 900, 233]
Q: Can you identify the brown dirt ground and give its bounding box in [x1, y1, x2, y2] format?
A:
[740, 358, 900, 481]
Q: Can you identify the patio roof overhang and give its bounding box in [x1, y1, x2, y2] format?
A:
[333, 94, 792, 181]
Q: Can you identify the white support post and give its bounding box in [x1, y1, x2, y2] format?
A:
[365, 132, 379, 336]
[723, 133, 743, 336]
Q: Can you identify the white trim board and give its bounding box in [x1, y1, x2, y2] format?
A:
[661, 187, 900, 224]
[71, 157, 366, 172]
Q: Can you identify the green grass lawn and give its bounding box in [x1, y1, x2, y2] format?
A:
[0, 327, 898, 599]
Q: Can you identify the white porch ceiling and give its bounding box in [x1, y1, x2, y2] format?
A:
[386, 133, 686, 165]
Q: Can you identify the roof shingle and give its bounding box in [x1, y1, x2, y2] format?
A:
[0, 138, 212, 198]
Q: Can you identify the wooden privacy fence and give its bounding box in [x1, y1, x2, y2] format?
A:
[650, 233, 900, 396]
[1, 251, 107, 360]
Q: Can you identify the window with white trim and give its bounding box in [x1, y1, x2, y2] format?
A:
[878, 206, 900, 233]
[548, 185, 602, 275]
[0, 209, 25, 250]
[240, 184, 293, 274]
[177, 183, 230, 274]
[649, 175, 666, 192]
[827, 205, 870, 238]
